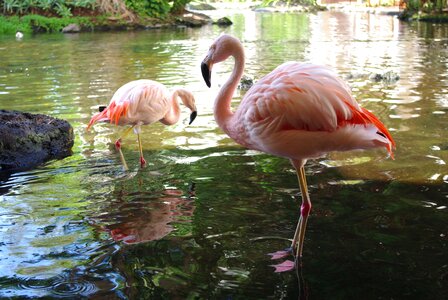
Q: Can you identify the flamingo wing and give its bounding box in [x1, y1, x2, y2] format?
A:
[115, 80, 171, 125]
[241, 63, 395, 154]
[87, 80, 171, 130]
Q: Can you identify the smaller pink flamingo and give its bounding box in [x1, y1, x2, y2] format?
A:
[87, 79, 197, 170]
[201, 34, 395, 267]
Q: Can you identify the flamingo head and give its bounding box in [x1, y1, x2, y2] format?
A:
[176, 89, 197, 125]
[201, 34, 240, 88]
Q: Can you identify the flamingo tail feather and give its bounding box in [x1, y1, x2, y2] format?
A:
[340, 99, 396, 158]
[86, 101, 129, 131]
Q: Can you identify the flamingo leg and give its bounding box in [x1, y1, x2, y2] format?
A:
[115, 126, 134, 171]
[133, 124, 146, 167]
[137, 132, 146, 167]
[291, 166, 311, 258]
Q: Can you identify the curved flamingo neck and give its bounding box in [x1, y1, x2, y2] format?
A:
[214, 40, 245, 134]
[160, 91, 181, 125]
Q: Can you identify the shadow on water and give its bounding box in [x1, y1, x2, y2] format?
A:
[0, 171, 13, 196]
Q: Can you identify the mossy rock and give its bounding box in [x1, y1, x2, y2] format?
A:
[213, 17, 232, 27]
[0, 110, 74, 171]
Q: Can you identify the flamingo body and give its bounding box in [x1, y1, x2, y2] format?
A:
[228, 62, 394, 161]
[201, 34, 395, 261]
[87, 79, 197, 169]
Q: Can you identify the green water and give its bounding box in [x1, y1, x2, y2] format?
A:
[0, 10, 447, 299]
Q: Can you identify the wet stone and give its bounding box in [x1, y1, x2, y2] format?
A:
[0, 110, 74, 171]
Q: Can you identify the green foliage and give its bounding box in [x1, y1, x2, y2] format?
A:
[125, 0, 171, 18]
[0, 14, 93, 34]
[125, 0, 193, 18]
[1, 0, 97, 17]
[407, 0, 421, 11]
[171, 0, 190, 13]
[124, 0, 147, 16]
[22, 14, 93, 32]
[146, 0, 170, 17]
[0, 15, 32, 34]
[404, 0, 448, 13]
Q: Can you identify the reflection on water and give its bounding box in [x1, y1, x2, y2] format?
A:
[0, 9, 447, 298]
[92, 183, 195, 245]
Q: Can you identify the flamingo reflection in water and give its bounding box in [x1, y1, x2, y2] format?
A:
[87, 79, 197, 170]
[201, 34, 395, 271]
[94, 185, 195, 245]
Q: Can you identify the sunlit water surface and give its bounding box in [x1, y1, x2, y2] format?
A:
[0, 9, 447, 299]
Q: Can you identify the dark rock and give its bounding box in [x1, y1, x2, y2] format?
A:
[214, 17, 233, 27]
[0, 110, 74, 171]
[369, 71, 400, 83]
[238, 75, 254, 90]
[62, 23, 81, 33]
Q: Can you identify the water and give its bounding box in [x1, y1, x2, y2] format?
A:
[0, 9, 447, 299]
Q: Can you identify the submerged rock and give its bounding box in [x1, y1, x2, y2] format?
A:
[0, 110, 74, 171]
[369, 71, 400, 83]
[238, 75, 255, 90]
[214, 17, 233, 27]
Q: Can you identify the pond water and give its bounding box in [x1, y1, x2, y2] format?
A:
[0, 9, 447, 299]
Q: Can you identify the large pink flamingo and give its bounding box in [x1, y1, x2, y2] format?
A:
[87, 79, 197, 170]
[201, 34, 395, 262]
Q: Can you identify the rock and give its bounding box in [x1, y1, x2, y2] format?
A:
[238, 75, 254, 90]
[214, 17, 233, 27]
[369, 71, 400, 83]
[177, 12, 212, 27]
[187, 2, 216, 10]
[0, 110, 74, 171]
[62, 23, 81, 33]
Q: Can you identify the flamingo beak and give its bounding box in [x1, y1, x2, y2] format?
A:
[201, 61, 211, 88]
[189, 111, 197, 125]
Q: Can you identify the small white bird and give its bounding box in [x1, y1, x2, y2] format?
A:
[15, 31, 23, 40]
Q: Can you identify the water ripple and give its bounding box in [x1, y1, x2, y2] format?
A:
[15, 275, 98, 298]
[51, 279, 98, 298]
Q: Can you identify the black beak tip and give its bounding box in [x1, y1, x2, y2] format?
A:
[201, 62, 211, 88]
[98, 105, 107, 112]
[189, 111, 197, 125]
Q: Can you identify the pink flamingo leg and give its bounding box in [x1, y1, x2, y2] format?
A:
[137, 132, 146, 168]
[291, 166, 312, 258]
[115, 126, 134, 171]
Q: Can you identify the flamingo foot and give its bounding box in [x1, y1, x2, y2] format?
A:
[270, 260, 296, 273]
[268, 247, 293, 260]
[268, 247, 296, 273]
[140, 156, 146, 167]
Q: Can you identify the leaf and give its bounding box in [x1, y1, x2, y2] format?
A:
[270, 260, 295, 273]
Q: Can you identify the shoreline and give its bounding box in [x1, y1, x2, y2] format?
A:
[2, 2, 447, 35]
